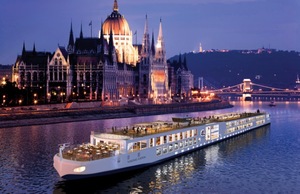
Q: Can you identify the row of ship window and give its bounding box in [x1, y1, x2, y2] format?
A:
[127, 129, 205, 153]
[227, 123, 254, 133]
[156, 138, 198, 156]
[226, 118, 255, 127]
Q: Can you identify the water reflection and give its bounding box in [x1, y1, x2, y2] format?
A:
[53, 125, 270, 193]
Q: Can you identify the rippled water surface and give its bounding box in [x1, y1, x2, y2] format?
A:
[1, 102, 300, 193]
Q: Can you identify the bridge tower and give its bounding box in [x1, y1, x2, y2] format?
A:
[243, 79, 252, 93]
[242, 79, 252, 101]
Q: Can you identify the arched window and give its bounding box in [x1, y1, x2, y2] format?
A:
[50, 71, 53, 81]
[39, 72, 44, 81]
[80, 72, 84, 82]
[63, 72, 67, 81]
[33, 72, 37, 81]
[59, 72, 62, 80]
[26, 72, 31, 82]
[92, 72, 97, 82]
[86, 72, 90, 82]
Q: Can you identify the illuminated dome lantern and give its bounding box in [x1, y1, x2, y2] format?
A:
[100, 0, 138, 66]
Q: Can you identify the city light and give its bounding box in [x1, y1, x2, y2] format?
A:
[2, 77, 6, 85]
[2, 95, 6, 105]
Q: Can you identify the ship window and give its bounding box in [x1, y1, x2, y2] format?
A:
[185, 140, 189, 147]
[150, 138, 154, 147]
[179, 142, 183, 148]
[156, 137, 160, 146]
[163, 146, 168, 154]
[194, 129, 198, 136]
[194, 138, 197, 144]
[168, 134, 172, 142]
[140, 140, 148, 150]
[200, 129, 205, 136]
[174, 143, 179, 150]
[156, 148, 162, 156]
[189, 139, 193, 145]
[182, 132, 186, 139]
[169, 144, 173, 152]
[187, 131, 190, 138]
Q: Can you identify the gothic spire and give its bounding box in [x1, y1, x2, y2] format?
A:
[68, 22, 75, 54]
[144, 14, 149, 35]
[142, 15, 150, 55]
[100, 21, 105, 54]
[155, 18, 166, 62]
[113, 0, 119, 12]
[68, 22, 74, 47]
[80, 23, 83, 39]
[157, 18, 164, 44]
[151, 31, 155, 56]
[33, 43, 36, 54]
[108, 27, 114, 63]
[22, 42, 26, 55]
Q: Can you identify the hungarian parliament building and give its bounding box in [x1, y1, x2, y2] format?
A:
[12, 0, 193, 104]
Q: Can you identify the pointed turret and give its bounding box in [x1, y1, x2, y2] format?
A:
[155, 18, 166, 62]
[80, 23, 83, 39]
[99, 22, 105, 55]
[158, 18, 163, 43]
[144, 15, 149, 36]
[22, 42, 26, 55]
[142, 15, 150, 56]
[151, 31, 155, 56]
[113, 0, 119, 12]
[68, 22, 75, 53]
[108, 28, 114, 63]
[33, 43, 36, 54]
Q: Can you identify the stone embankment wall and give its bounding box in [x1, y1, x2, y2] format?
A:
[0, 100, 233, 128]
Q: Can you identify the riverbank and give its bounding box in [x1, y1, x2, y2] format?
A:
[0, 100, 233, 128]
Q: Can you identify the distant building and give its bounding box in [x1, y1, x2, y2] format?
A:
[170, 54, 194, 99]
[199, 43, 203, 53]
[12, 0, 191, 105]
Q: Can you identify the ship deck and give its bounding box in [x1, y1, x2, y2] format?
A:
[60, 112, 264, 161]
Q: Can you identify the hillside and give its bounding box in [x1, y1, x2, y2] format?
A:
[169, 50, 300, 89]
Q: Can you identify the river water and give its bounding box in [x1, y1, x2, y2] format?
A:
[0, 101, 300, 193]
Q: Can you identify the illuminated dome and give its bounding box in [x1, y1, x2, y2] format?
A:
[102, 0, 131, 36]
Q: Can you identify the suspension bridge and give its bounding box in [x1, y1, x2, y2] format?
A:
[203, 79, 300, 101]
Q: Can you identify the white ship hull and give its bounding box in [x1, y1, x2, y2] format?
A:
[54, 112, 270, 180]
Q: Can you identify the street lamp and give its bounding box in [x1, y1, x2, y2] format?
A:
[2, 77, 6, 85]
[2, 95, 6, 106]
[33, 93, 37, 105]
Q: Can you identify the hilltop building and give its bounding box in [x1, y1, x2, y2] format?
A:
[12, 0, 192, 105]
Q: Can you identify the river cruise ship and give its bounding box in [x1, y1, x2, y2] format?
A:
[54, 111, 270, 180]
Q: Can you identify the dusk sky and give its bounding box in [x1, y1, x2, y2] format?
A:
[0, 0, 299, 65]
